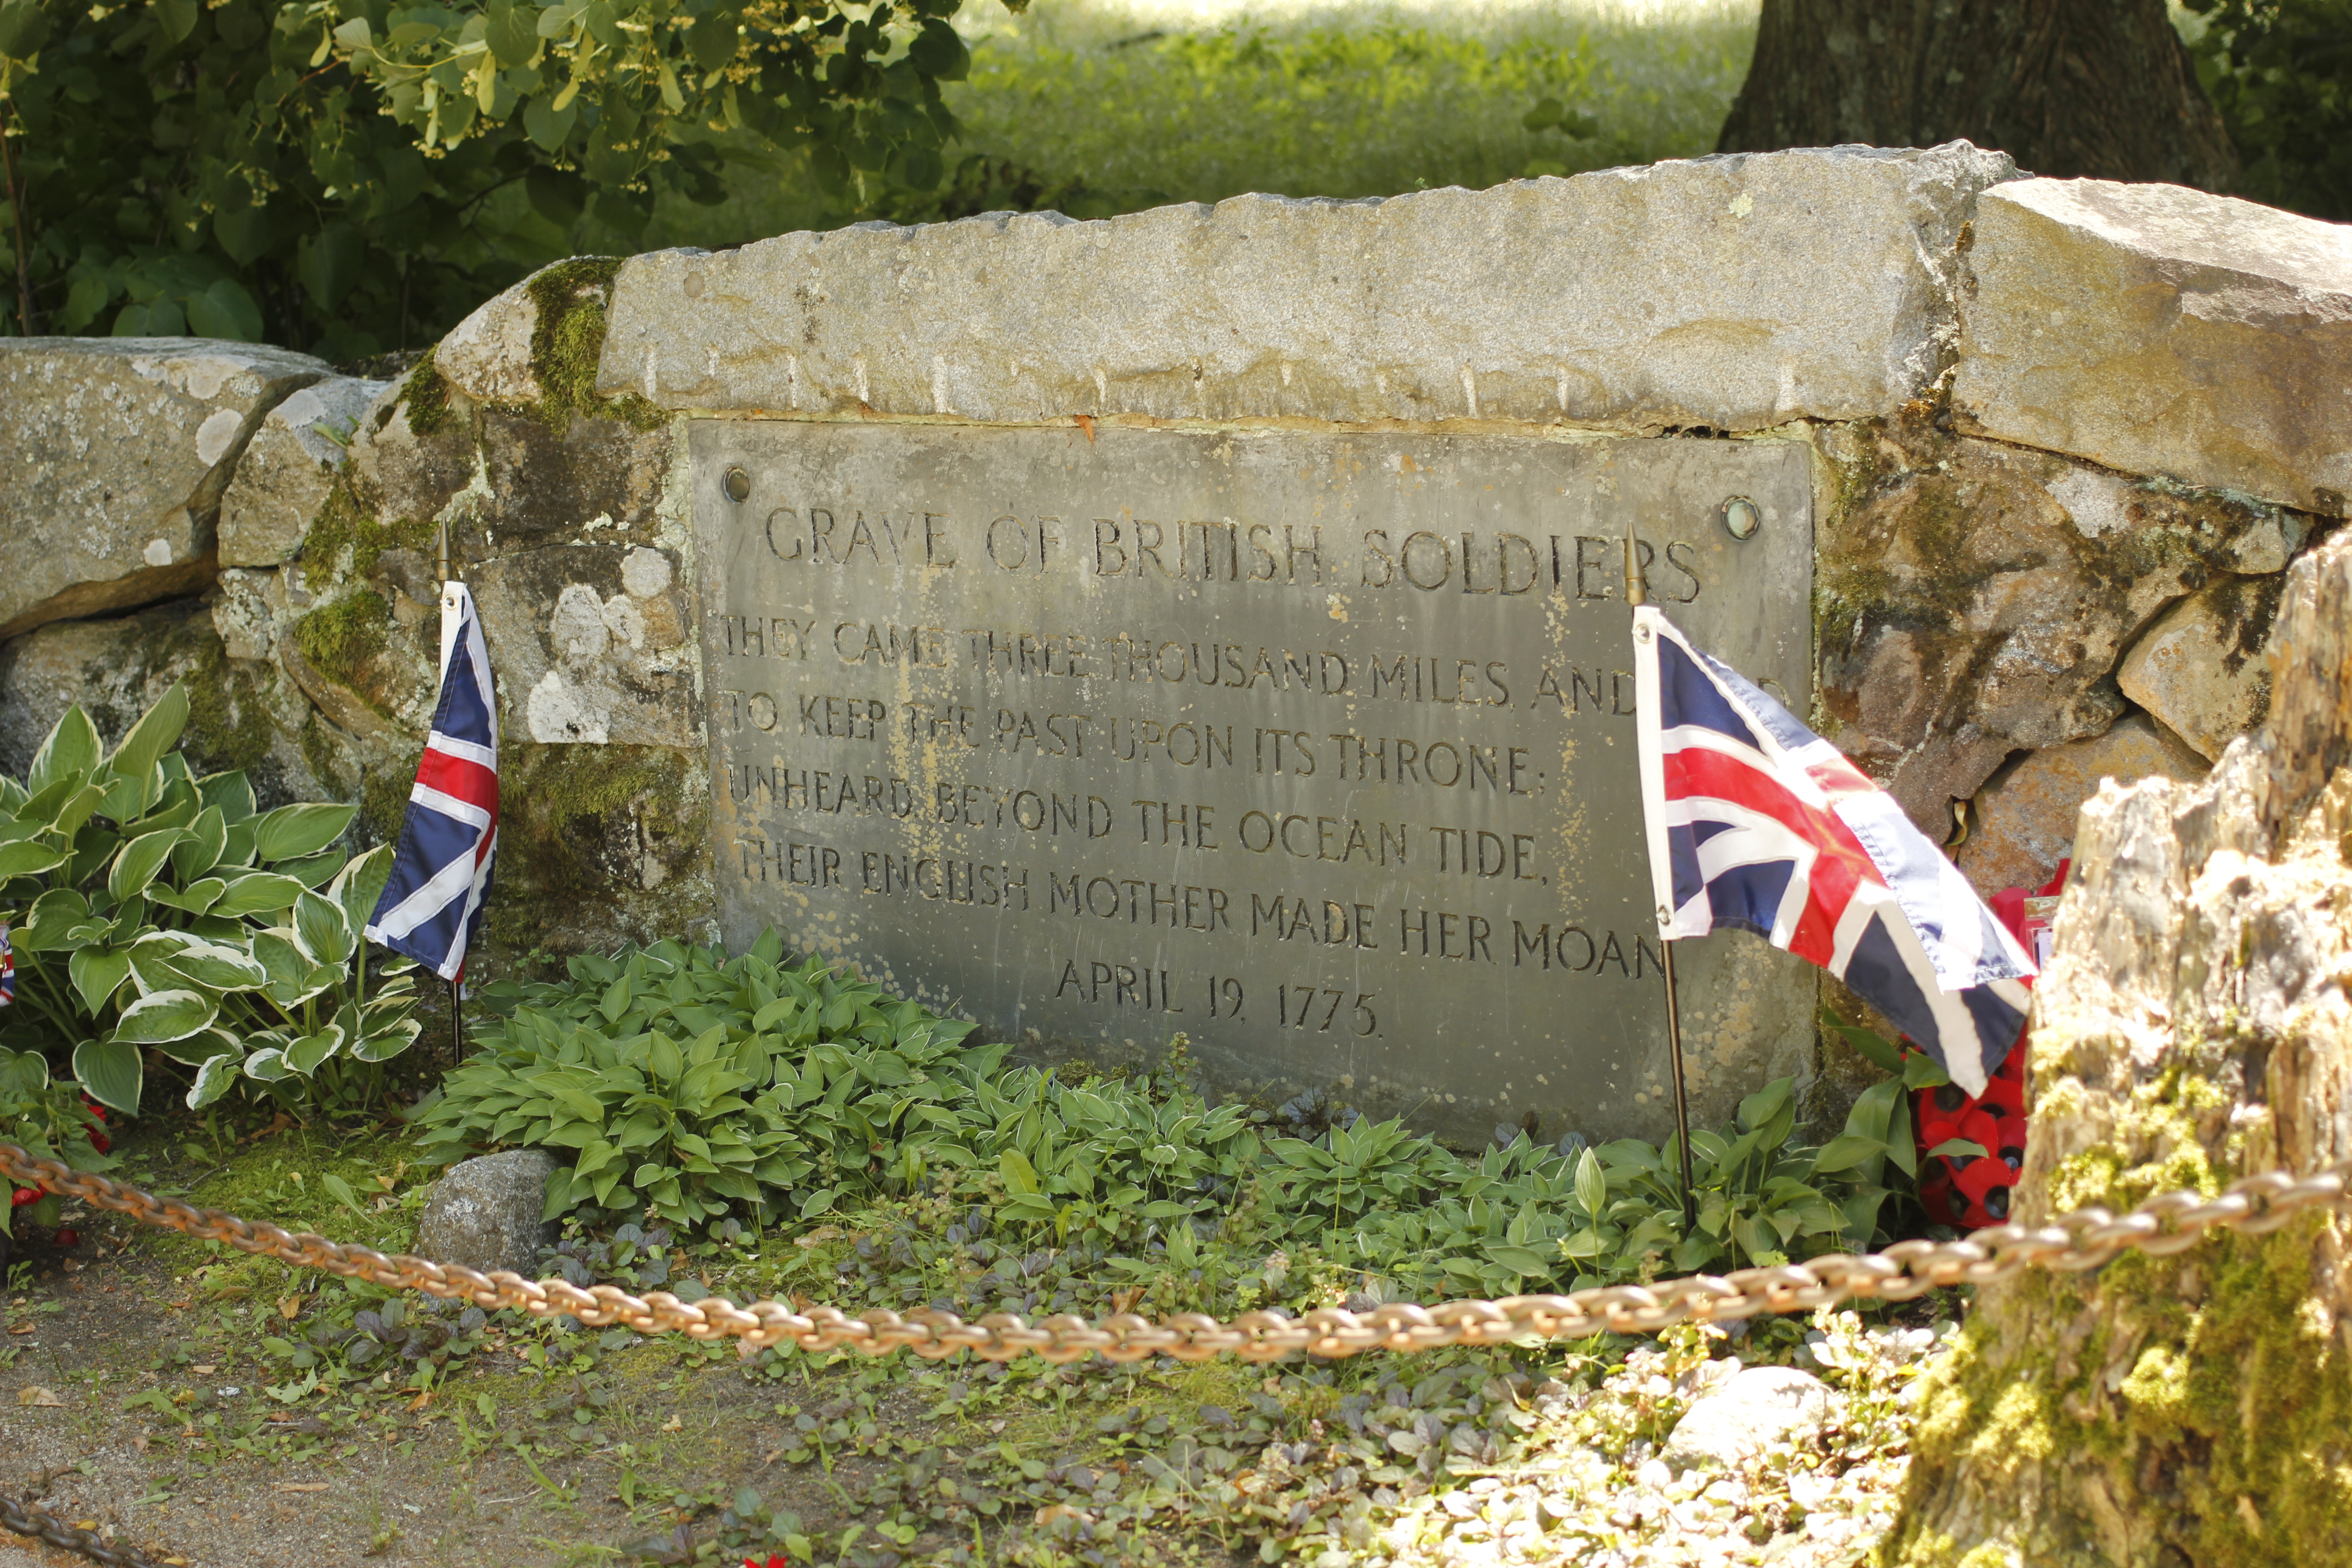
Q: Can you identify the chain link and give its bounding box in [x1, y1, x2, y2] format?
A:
[5, 1140, 2347, 1364]
[0, 1493, 174, 1568]
[6, 1140, 2351, 1568]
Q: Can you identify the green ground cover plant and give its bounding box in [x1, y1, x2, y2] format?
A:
[421, 930, 1926, 1306]
[0, 684, 420, 1121]
[639, 0, 1759, 249]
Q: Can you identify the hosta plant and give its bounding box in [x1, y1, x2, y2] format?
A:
[0, 1047, 114, 1235]
[0, 686, 421, 1114]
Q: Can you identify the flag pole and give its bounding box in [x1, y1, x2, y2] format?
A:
[439, 521, 463, 1064]
[1625, 520, 1699, 1234]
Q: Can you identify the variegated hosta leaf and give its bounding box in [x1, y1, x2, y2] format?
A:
[293, 889, 357, 967]
[155, 1024, 244, 1067]
[147, 876, 227, 915]
[253, 802, 356, 863]
[242, 1047, 294, 1082]
[172, 804, 229, 882]
[150, 935, 270, 993]
[68, 945, 132, 1014]
[284, 1025, 347, 1076]
[211, 871, 309, 918]
[350, 1018, 422, 1063]
[330, 843, 398, 934]
[113, 987, 219, 1044]
[187, 1052, 244, 1109]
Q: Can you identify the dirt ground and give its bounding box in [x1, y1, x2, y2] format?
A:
[0, 1228, 1058, 1568]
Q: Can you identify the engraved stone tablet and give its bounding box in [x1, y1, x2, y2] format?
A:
[693, 424, 1816, 1143]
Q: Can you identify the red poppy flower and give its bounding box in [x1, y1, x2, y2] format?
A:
[53, 1229, 78, 1249]
[745, 1556, 791, 1568]
[10, 1188, 35, 1208]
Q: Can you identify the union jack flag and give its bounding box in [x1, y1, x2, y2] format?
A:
[0, 918, 14, 1008]
[1632, 606, 2034, 1096]
[365, 583, 499, 982]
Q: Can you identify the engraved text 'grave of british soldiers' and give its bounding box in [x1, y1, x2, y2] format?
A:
[694, 426, 1814, 1146]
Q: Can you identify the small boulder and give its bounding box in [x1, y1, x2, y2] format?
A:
[2117, 574, 2288, 762]
[1662, 1366, 1834, 1470]
[416, 1150, 560, 1277]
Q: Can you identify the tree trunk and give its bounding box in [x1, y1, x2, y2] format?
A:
[1885, 531, 2352, 1565]
[1718, 0, 2239, 191]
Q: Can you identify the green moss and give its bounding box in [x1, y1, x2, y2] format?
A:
[522, 257, 668, 435]
[291, 589, 394, 691]
[478, 744, 712, 961]
[298, 477, 437, 593]
[165, 615, 278, 778]
[391, 352, 456, 437]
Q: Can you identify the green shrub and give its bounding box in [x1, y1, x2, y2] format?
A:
[424, 930, 1926, 1301]
[2185, 0, 2352, 220]
[0, 685, 420, 1115]
[0, 1047, 113, 1234]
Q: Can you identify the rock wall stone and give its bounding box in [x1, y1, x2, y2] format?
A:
[1887, 531, 2352, 1566]
[1814, 408, 2299, 839]
[0, 339, 328, 640]
[218, 375, 391, 568]
[599, 142, 2016, 432]
[1955, 177, 2352, 519]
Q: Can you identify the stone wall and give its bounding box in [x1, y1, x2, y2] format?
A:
[4, 142, 2344, 1128]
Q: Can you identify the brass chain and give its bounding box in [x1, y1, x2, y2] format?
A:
[5, 1140, 2348, 1361]
[0, 1493, 173, 1568]
[5, 1141, 2349, 1568]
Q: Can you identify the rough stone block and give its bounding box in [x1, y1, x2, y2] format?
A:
[435, 276, 543, 404]
[0, 598, 329, 806]
[601, 142, 2015, 431]
[0, 339, 329, 640]
[416, 1149, 560, 1277]
[1817, 417, 2283, 836]
[470, 542, 695, 747]
[1955, 712, 2210, 897]
[1663, 1366, 1834, 1470]
[218, 376, 392, 567]
[2116, 573, 2286, 762]
[1955, 177, 2352, 518]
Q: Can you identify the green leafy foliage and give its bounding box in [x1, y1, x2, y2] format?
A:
[0, 686, 420, 1115]
[0, 0, 1008, 355]
[2185, 0, 2352, 220]
[424, 932, 1925, 1299]
[0, 1047, 114, 1232]
[418, 933, 995, 1230]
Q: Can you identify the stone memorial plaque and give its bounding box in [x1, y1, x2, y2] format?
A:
[692, 424, 1814, 1142]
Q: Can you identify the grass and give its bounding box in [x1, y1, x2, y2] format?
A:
[627, 0, 1758, 253]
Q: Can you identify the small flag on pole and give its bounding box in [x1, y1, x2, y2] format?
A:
[364, 582, 499, 982]
[1632, 605, 2034, 1096]
[0, 918, 14, 1008]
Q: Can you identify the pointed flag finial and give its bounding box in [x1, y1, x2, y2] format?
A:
[1623, 516, 1649, 608]
[437, 521, 455, 584]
